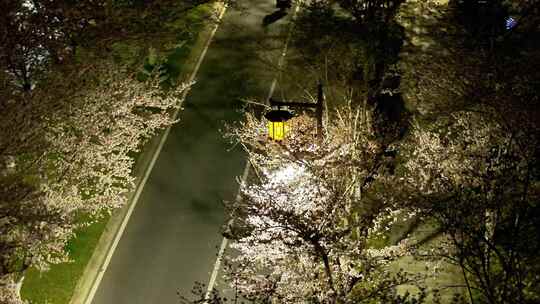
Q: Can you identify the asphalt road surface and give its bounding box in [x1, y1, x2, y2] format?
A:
[91, 1, 293, 303]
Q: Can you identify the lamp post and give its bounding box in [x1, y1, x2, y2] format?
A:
[264, 83, 325, 141]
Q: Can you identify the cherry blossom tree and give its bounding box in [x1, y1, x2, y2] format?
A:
[218, 102, 424, 303]
[0, 61, 189, 303]
[396, 1, 540, 300]
[401, 109, 540, 304]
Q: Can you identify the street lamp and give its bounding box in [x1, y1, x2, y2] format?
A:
[264, 106, 294, 141]
[264, 83, 325, 141]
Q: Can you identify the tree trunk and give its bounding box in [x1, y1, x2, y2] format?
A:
[313, 240, 337, 303]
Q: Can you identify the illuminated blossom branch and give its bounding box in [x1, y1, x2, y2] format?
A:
[222, 102, 421, 303]
[0, 62, 189, 303]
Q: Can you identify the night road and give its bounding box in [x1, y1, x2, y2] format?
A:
[90, 1, 293, 303]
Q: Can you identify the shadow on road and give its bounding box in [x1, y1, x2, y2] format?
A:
[262, 9, 288, 27]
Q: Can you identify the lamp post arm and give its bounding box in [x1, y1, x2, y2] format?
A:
[268, 83, 325, 141]
[269, 98, 319, 108]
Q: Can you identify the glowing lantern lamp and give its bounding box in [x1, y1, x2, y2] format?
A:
[265, 107, 294, 141]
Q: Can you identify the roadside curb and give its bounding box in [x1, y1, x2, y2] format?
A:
[68, 3, 228, 304]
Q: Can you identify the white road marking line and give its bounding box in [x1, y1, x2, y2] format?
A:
[203, 163, 250, 301]
[203, 2, 302, 302]
[82, 4, 228, 304]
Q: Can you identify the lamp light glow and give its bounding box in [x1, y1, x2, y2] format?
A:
[265, 107, 294, 141]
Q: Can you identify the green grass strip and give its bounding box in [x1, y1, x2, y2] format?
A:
[21, 215, 109, 304]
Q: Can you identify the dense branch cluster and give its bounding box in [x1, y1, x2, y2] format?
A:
[222, 105, 424, 303]
[217, 95, 538, 304]
[0, 63, 188, 303]
[402, 109, 539, 303]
